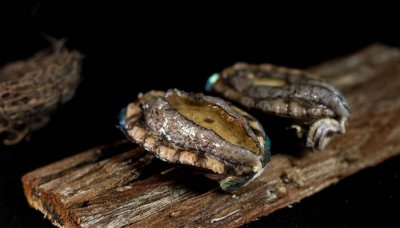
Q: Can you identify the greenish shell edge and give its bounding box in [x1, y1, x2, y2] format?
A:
[205, 73, 220, 91]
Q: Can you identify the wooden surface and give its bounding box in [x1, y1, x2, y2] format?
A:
[22, 44, 400, 227]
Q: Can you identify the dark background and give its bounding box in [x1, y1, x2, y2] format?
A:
[1, 2, 400, 227]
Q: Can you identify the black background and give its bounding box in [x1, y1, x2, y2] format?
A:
[1, 2, 400, 227]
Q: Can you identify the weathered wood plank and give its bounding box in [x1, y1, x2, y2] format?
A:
[22, 44, 400, 227]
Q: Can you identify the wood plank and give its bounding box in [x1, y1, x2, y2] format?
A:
[22, 44, 400, 227]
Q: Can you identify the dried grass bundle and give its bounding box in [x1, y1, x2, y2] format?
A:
[0, 40, 83, 145]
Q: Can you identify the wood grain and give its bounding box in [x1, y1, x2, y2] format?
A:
[22, 44, 400, 227]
